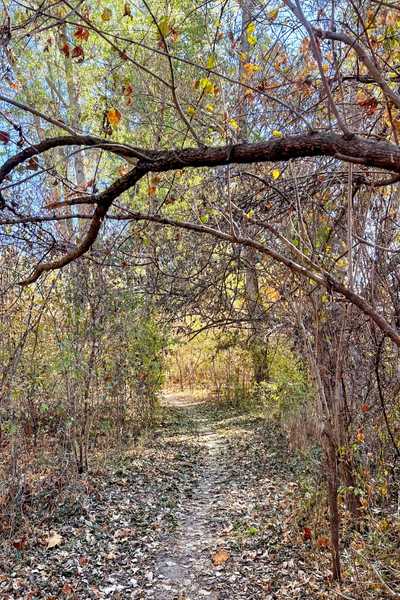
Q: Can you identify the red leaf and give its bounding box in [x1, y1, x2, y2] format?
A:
[361, 403, 369, 413]
[12, 537, 27, 550]
[0, 131, 10, 144]
[303, 527, 312, 541]
[71, 46, 84, 62]
[74, 27, 89, 41]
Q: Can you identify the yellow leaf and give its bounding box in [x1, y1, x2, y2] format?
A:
[187, 105, 196, 116]
[272, 129, 283, 138]
[211, 549, 230, 566]
[207, 54, 217, 69]
[206, 103, 214, 112]
[158, 16, 171, 37]
[246, 22, 257, 46]
[107, 108, 121, 127]
[46, 531, 62, 549]
[271, 169, 280, 180]
[101, 8, 112, 21]
[229, 118, 239, 129]
[265, 287, 280, 302]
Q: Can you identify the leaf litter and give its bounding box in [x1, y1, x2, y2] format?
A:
[1, 392, 340, 599]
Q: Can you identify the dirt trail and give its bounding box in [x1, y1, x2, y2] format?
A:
[148, 391, 228, 599]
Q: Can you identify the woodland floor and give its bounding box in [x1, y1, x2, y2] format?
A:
[2, 392, 344, 599]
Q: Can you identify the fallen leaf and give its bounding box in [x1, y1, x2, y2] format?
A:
[12, 537, 27, 550]
[46, 531, 62, 549]
[316, 535, 330, 549]
[211, 549, 230, 566]
[62, 583, 74, 595]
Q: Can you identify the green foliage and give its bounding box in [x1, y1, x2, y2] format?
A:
[253, 342, 310, 422]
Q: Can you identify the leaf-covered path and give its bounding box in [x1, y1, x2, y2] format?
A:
[2, 393, 333, 599]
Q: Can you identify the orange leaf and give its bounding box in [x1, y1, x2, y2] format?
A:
[106, 108, 122, 127]
[356, 430, 365, 443]
[211, 549, 230, 566]
[60, 42, 70, 57]
[316, 536, 330, 549]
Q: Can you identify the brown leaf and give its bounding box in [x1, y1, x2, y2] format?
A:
[122, 83, 134, 96]
[123, 3, 131, 17]
[46, 531, 62, 549]
[71, 46, 84, 62]
[211, 549, 230, 566]
[26, 157, 39, 171]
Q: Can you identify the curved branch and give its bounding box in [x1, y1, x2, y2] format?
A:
[19, 165, 147, 285]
